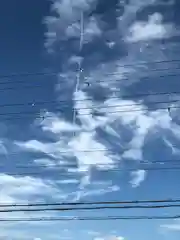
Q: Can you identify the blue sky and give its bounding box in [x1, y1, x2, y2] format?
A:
[1, 0, 180, 239]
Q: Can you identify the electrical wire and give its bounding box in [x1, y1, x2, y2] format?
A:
[1, 203, 180, 213]
[0, 98, 178, 121]
[0, 58, 179, 81]
[0, 70, 179, 92]
[0, 100, 176, 123]
[92, 71, 180, 84]
[2, 165, 180, 177]
[0, 60, 178, 93]
[0, 89, 180, 109]
[2, 198, 180, 208]
[79, 102, 180, 116]
[0, 214, 180, 222]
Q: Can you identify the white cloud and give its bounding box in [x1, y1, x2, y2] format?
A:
[57, 179, 79, 184]
[5, 0, 180, 238]
[75, 184, 120, 201]
[0, 173, 70, 240]
[44, 0, 99, 50]
[130, 169, 146, 188]
[68, 131, 115, 170]
[39, 114, 80, 134]
[14, 121, 119, 201]
[126, 13, 173, 42]
[0, 174, 60, 203]
[8, 0, 180, 236]
[94, 236, 125, 240]
[161, 221, 180, 231]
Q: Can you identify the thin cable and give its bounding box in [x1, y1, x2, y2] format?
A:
[0, 98, 178, 120]
[2, 165, 180, 177]
[0, 215, 180, 222]
[0, 89, 180, 109]
[0, 58, 179, 80]
[66, 98, 180, 110]
[0, 103, 178, 121]
[0, 104, 175, 121]
[93, 71, 180, 84]
[0, 70, 180, 91]
[79, 102, 180, 116]
[2, 198, 180, 208]
[1, 203, 180, 213]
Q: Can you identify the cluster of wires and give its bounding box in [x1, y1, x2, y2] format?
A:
[0, 18, 180, 223]
[1, 158, 180, 176]
[0, 61, 179, 175]
[1, 198, 180, 222]
[0, 61, 179, 121]
[0, 90, 180, 121]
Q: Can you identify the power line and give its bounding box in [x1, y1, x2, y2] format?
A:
[0, 89, 180, 109]
[99, 66, 180, 77]
[1, 203, 180, 213]
[0, 63, 177, 92]
[1, 198, 180, 208]
[0, 70, 179, 92]
[0, 101, 177, 122]
[94, 71, 180, 84]
[0, 58, 179, 80]
[2, 165, 180, 177]
[67, 98, 180, 110]
[0, 83, 44, 91]
[0, 214, 180, 222]
[79, 102, 180, 116]
[84, 166, 180, 172]
[0, 98, 178, 117]
[0, 98, 178, 121]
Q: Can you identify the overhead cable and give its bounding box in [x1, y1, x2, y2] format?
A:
[0, 98, 179, 121]
[0, 71, 180, 91]
[2, 165, 180, 177]
[1, 197, 180, 208]
[0, 214, 180, 222]
[0, 58, 179, 80]
[0, 89, 180, 109]
[1, 203, 180, 213]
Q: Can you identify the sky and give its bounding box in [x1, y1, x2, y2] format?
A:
[1, 0, 180, 239]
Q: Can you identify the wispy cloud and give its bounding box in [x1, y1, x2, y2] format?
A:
[15, 0, 180, 199]
[0, 173, 71, 239]
[5, 0, 180, 237]
[130, 169, 146, 188]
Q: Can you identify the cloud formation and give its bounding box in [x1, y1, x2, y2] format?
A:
[130, 169, 146, 188]
[126, 13, 175, 42]
[3, 0, 180, 238]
